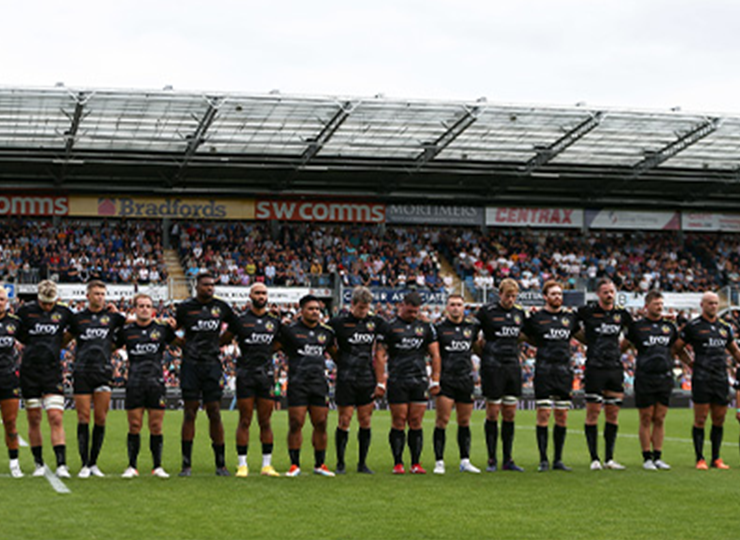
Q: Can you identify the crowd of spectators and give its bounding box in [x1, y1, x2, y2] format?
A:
[440, 228, 731, 298]
[173, 221, 444, 291]
[0, 218, 167, 285]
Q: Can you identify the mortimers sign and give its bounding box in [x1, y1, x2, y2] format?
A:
[386, 204, 484, 226]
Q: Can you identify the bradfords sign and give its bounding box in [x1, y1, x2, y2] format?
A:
[68, 196, 255, 220]
[0, 195, 68, 216]
[386, 204, 484, 226]
[486, 207, 583, 228]
[256, 200, 385, 223]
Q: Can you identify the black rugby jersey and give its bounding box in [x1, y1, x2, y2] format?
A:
[680, 317, 734, 378]
[377, 317, 437, 380]
[16, 301, 74, 366]
[278, 320, 335, 381]
[577, 303, 632, 369]
[328, 312, 385, 382]
[523, 309, 576, 366]
[176, 297, 237, 363]
[117, 321, 176, 378]
[0, 313, 19, 376]
[70, 308, 126, 374]
[475, 303, 524, 365]
[435, 316, 479, 379]
[625, 318, 678, 375]
[231, 310, 281, 371]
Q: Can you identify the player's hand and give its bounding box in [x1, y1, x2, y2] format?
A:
[429, 382, 441, 396]
[166, 317, 177, 328]
[373, 383, 386, 399]
[106, 302, 119, 313]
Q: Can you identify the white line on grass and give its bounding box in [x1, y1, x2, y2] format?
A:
[43, 467, 71, 494]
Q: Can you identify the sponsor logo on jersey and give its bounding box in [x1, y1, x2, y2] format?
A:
[244, 333, 275, 345]
[132, 342, 160, 355]
[496, 326, 520, 338]
[546, 328, 571, 340]
[299, 344, 325, 356]
[193, 319, 220, 332]
[348, 333, 375, 345]
[446, 340, 471, 352]
[398, 337, 425, 350]
[647, 335, 671, 346]
[29, 324, 59, 335]
[597, 323, 622, 335]
[83, 328, 110, 340]
[708, 338, 727, 348]
[0, 336, 15, 347]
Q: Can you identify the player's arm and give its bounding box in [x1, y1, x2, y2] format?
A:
[727, 340, 740, 365]
[671, 338, 693, 368]
[373, 342, 387, 398]
[574, 329, 586, 345]
[427, 341, 441, 396]
[619, 338, 634, 353]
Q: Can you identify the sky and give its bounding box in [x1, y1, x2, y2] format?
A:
[3, 0, 739, 114]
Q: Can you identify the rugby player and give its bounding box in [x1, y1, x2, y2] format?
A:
[228, 283, 281, 477]
[375, 292, 441, 475]
[673, 292, 740, 470]
[67, 280, 126, 478]
[0, 287, 23, 477]
[175, 272, 239, 477]
[523, 280, 577, 472]
[433, 294, 481, 474]
[16, 280, 74, 478]
[116, 294, 176, 478]
[576, 278, 632, 471]
[328, 286, 385, 475]
[277, 295, 337, 477]
[475, 278, 525, 472]
[622, 290, 678, 471]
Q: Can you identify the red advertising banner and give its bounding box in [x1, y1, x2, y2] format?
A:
[255, 200, 385, 223]
[0, 195, 68, 216]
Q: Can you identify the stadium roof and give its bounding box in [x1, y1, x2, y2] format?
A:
[1, 86, 740, 209]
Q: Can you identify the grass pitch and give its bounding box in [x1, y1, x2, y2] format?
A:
[2, 407, 739, 539]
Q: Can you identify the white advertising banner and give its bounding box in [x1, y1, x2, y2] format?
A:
[485, 207, 583, 228]
[681, 212, 740, 232]
[585, 209, 680, 230]
[585, 291, 705, 310]
[214, 286, 333, 305]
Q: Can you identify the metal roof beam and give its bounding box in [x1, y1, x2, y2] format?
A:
[299, 100, 355, 167]
[599, 117, 721, 195]
[629, 117, 721, 178]
[415, 105, 482, 166]
[521, 111, 604, 174]
[173, 96, 223, 184]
